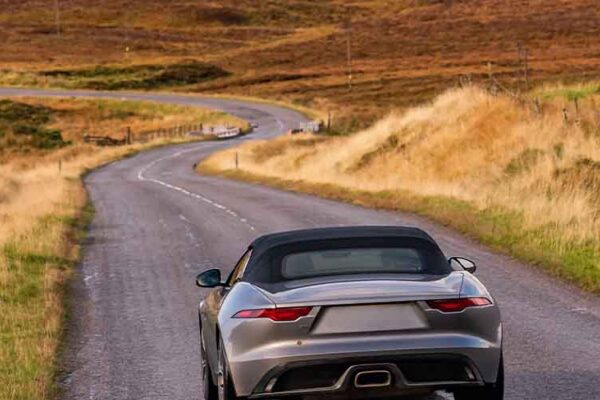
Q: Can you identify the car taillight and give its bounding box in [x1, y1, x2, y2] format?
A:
[233, 307, 312, 321]
[427, 297, 491, 312]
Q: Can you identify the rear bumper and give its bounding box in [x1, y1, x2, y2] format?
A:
[249, 355, 486, 399]
[229, 332, 502, 397]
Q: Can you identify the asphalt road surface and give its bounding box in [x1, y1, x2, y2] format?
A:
[1, 88, 599, 400]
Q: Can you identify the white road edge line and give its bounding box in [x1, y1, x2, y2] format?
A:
[137, 145, 256, 231]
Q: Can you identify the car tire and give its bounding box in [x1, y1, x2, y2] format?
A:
[217, 338, 244, 400]
[200, 333, 218, 400]
[453, 356, 504, 400]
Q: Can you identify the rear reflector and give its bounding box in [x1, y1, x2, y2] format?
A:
[427, 297, 491, 312]
[233, 307, 312, 321]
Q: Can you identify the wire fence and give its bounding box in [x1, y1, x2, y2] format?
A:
[83, 123, 243, 146]
[457, 71, 599, 131]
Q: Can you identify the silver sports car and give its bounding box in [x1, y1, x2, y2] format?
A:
[196, 226, 503, 400]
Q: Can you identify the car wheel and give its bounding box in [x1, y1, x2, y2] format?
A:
[217, 338, 242, 400]
[453, 357, 504, 400]
[200, 334, 218, 400]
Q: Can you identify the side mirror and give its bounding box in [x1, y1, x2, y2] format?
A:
[196, 269, 224, 288]
[449, 257, 477, 274]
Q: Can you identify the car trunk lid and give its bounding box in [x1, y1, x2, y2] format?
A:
[256, 272, 464, 307]
[252, 273, 465, 334]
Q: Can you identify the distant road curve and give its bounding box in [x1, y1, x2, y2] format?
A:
[1, 87, 599, 400]
[0, 88, 292, 139]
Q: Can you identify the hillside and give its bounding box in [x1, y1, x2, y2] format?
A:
[203, 83, 600, 293]
[1, 0, 599, 128]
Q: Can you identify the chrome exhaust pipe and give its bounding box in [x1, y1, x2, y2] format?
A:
[354, 370, 392, 388]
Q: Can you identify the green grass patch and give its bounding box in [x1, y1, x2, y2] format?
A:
[0, 99, 51, 126]
[0, 99, 69, 150]
[200, 165, 600, 295]
[504, 148, 544, 175]
[41, 61, 230, 90]
[538, 82, 600, 101]
[0, 216, 75, 398]
[167, 6, 249, 27]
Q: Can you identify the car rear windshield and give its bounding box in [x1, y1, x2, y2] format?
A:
[244, 237, 451, 283]
[282, 248, 425, 279]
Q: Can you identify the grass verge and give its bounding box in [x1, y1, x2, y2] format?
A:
[0, 96, 246, 400]
[199, 85, 600, 295]
[0, 135, 217, 400]
[200, 166, 600, 295]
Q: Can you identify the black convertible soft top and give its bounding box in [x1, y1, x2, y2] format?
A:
[250, 226, 437, 254]
[244, 226, 450, 284]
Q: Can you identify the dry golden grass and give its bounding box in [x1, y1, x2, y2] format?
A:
[0, 139, 205, 399]
[0, 98, 244, 400]
[203, 84, 600, 292]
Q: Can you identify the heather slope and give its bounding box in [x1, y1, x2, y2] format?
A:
[1, 0, 599, 128]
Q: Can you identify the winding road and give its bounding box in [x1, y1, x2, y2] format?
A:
[1, 88, 600, 400]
